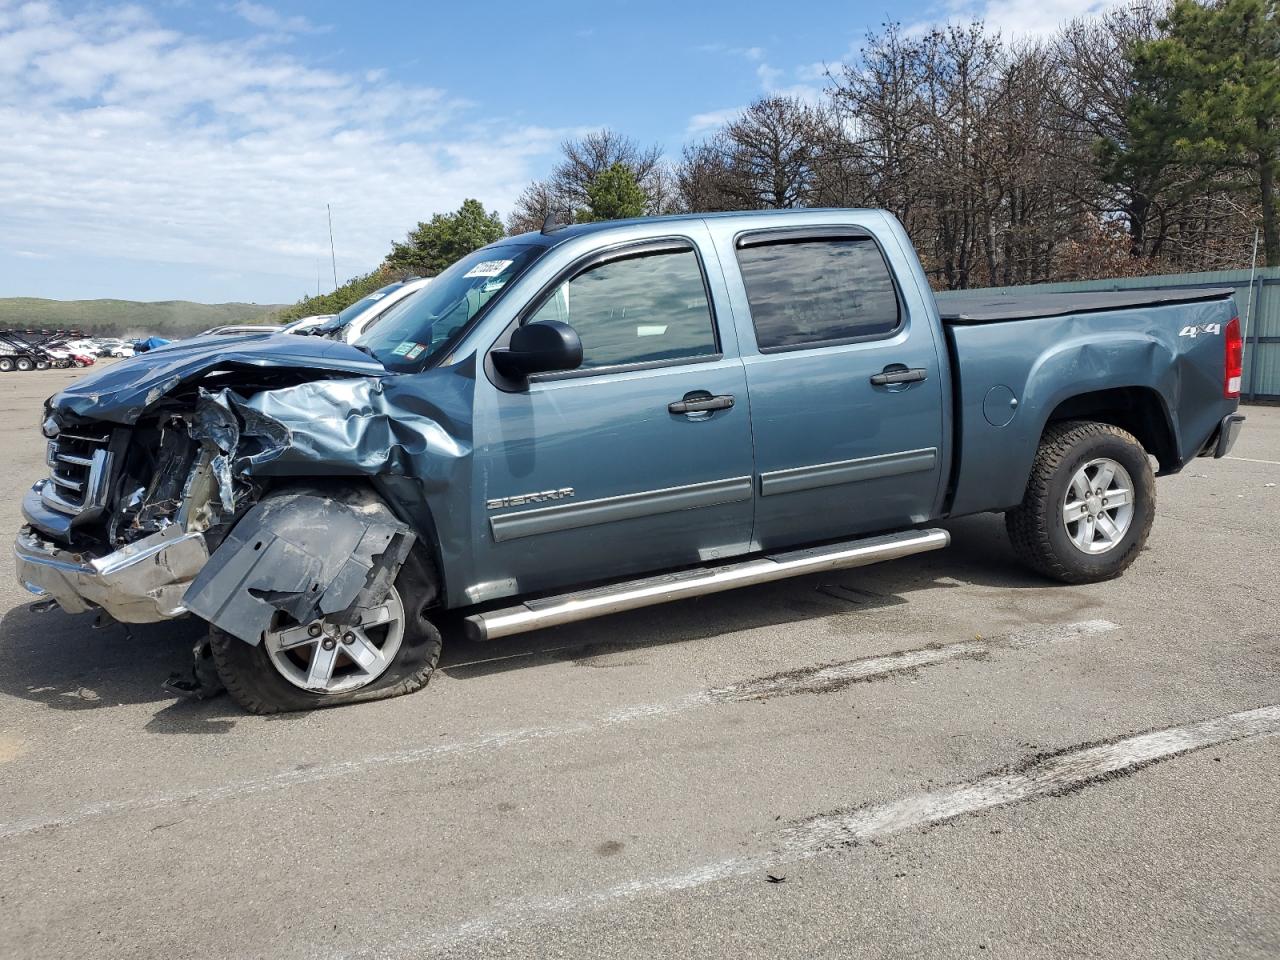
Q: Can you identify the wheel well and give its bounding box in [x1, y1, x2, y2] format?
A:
[1044, 387, 1178, 471]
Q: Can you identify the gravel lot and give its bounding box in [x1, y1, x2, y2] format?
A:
[0, 364, 1276, 960]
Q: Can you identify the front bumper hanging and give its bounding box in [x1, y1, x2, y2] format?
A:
[14, 521, 209, 623]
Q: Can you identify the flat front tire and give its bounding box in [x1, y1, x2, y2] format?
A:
[210, 552, 442, 714]
[1005, 420, 1155, 584]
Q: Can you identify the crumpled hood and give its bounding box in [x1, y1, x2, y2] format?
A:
[49, 332, 385, 424]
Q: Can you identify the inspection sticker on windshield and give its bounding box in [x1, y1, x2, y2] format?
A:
[392, 340, 423, 357]
[464, 259, 512, 278]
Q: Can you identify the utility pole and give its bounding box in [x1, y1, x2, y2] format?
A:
[327, 203, 338, 290]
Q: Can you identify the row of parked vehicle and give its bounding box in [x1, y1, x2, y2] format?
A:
[0, 330, 126, 372]
[0, 280, 437, 378]
[199, 276, 434, 344]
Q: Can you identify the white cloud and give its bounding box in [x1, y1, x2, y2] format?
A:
[910, 0, 1128, 38]
[0, 2, 567, 300]
[979, 0, 1124, 36]
[227, 1, 327, 36]
[686, 107, 743, 137]
[755, 60, 825, 105]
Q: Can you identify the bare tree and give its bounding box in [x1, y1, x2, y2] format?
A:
[674, 140, 737, 212]
[506, 179, 558, 234]
[505, 10, 1263, 280]
[714, 97, 823, 208]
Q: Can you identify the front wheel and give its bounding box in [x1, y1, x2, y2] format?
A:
[209, 554, 442, 714]
[1005, 420, 1155, 584]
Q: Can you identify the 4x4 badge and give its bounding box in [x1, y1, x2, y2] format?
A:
[487, 487, 575, 510]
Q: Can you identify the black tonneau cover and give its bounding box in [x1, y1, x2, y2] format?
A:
[935, 288, 1234, 324]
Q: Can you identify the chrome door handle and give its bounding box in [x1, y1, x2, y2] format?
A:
[669, 394, 735, 414]
[870, 367, 927, 386]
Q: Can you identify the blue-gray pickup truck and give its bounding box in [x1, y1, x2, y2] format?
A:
[15, 209, 1246, 713]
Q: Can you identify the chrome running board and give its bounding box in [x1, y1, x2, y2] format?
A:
[463, 528, 950, 641]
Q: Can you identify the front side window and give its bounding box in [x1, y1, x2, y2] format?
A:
[736, 237, 900, 350]
[526, 247, 717, 370]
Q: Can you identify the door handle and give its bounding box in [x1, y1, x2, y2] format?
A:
[870, 366, 928, 386]
[669, 393, 735, 414]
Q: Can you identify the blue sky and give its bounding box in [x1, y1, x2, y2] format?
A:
[0, 0, 1119, 305]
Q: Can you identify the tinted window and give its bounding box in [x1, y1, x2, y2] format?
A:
[737, 237, 899, 350]
[527, 248, 716, 369]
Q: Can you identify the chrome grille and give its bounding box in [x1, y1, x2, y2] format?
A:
[42, 430, 113, 517]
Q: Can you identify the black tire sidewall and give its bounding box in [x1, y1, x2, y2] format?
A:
[1042, 431, 1154, 580]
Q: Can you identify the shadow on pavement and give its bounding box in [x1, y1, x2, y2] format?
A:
[438, 512, 1053, 679]
[0, 512, 1057, 713]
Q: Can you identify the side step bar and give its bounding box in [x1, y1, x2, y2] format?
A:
[463, 527, 949, 641]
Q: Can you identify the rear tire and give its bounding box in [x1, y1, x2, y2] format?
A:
[0, 357, 12, 373]
[15, 357, 32, 372]
[210, 550, 442, 714]
[1005, 420, 1155, 584]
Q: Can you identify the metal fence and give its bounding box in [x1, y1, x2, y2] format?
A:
[939, 267, 1280, 401]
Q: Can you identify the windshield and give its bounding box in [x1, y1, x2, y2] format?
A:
[357, 244, 543, 370]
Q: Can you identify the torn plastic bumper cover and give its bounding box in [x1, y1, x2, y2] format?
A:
[184, 489, 415, 646]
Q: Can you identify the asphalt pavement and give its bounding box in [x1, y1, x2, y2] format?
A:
[0, 364, 1276, 959]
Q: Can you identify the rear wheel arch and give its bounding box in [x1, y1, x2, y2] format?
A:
[1041, 386, 1178, 472]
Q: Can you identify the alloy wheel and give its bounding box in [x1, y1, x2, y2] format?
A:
[1061, 457, 1134, 555]
[262, 588, 406, 694]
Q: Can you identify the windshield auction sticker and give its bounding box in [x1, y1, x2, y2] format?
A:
[464, 259, 513, 278]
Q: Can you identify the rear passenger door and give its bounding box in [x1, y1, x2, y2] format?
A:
[722, 224, 946, 549]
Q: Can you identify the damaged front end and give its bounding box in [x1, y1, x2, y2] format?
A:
[14, 334, 433, 643]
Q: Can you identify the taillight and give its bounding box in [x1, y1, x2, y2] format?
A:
[1224, 316, 1243, 399]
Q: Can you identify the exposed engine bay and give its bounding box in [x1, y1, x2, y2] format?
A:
[22, 355, 431, 647]
[44, 365, 343, 555]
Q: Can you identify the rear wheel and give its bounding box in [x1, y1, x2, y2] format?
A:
[0, 357, 12, 373]
[210, 553, 442, 714]
[15, 357, 32, 372]
[1005, 420, 1155, 584]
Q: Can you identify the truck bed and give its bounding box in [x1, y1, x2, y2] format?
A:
[936, 288, 1235, 324]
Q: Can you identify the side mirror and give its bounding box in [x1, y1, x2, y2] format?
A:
[492, 320, 583, 378]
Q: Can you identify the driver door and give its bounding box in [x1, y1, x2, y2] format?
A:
[468, 235, 756, 603]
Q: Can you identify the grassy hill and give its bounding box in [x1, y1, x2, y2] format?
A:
[0, 297, 285, 338]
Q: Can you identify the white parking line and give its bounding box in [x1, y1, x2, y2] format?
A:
[359, 704, 1280, 958]
[1226, 456, 1280, 465]
[0, 620, 1115, 841]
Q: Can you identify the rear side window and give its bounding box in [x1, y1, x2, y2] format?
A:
[736, 237, 900, 350]
[527, 248, 717, 370]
